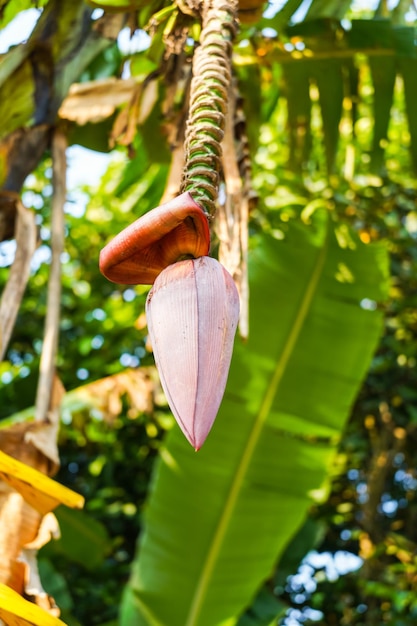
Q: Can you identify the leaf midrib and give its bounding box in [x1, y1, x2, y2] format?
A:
[185, 230, 329, 626]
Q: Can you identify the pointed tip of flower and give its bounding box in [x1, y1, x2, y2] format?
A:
[194, 446, 200, 452]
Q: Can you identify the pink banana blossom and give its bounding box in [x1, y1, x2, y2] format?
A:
[146, 256, 239, 450]
[99, 193, 239, 449]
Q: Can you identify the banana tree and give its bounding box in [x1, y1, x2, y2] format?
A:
[117, 212, 388, 624]
[93, 0, 390, 623]
[1, 0, 414, 624]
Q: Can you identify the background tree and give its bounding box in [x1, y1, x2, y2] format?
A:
[0, 0, 416, 625]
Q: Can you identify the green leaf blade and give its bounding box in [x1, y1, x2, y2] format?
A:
[311, 59, 344, 174]
[121, 213, 388, 626]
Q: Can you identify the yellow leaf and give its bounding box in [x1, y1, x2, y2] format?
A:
[0, 584, 67, 626]
[0, 451, 84, 515]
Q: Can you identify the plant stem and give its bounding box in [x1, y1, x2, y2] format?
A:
[181, 0, 238, 215]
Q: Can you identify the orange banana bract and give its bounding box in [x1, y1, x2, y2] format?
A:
[99, 192, 210, 285]
[146, 256, 240, 450]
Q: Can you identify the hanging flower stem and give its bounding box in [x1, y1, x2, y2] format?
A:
[180, 0, 238, 216]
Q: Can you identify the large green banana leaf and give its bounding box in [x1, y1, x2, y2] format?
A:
[120, 212, 388, 626]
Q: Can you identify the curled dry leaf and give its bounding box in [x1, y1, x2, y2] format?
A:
[0, 198, 37, 361]
[75, 367, 159, 421]
[58, 78, 137, 125]
[0, 426, 83, 622]
[0, 375, 65, 481]
[0, 583, 66, 626]
[146, 256, 240, 450]
[0, 483, 61, 619]
[0, 482, 41, 590]
[21, 514, 60, 615]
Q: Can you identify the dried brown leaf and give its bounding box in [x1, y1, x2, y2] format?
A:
[0, 424, 50, 476]
[59, 78, 137, 125]
[0, 483, 41, 590]
[217, 88, 249, 338]
[110, 85, 142, 148]
[77, 368, 158, 421]
[0, 199, 37, 361]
